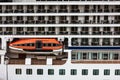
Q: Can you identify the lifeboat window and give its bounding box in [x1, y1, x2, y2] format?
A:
[21, 44, 25, 46]
[13, 44, 17, 46]
[17, 44, 21, 46]
[53, 44, 57, 46]
[48, 43, 51, 46]
[26, 44, 30, 46]
[43, 43, 47, 46]
[30, 43, 34, 46]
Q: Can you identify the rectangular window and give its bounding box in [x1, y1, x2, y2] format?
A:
[15, 69, 22, 75]
[26, 69, 32, 75]
[93, 69, 99, 75]
[82, 69, 88, 75]
[37, 69, 43, 75]
[115, 69, 120, 75]
[71, 69, 77, 75]
[48, 69, 54, 75]
[104, 69, 110, 75]
[59, 69, 65, 75]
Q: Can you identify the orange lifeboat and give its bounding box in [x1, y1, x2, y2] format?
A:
[8, 38, 63, 55]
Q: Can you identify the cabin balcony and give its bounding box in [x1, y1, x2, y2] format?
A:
[72, 41, 79, 46]
[4, 21, 13, 24]
[70, 9, 80, 13]
[4, 9, 13, 13]
[0, 31, 3, 35]
[46, 9, 57, 13]
[16, 31, 24, 35]
[92, 31, 101, 35]
[25, 20, 35, 24]
[0, 21, 2, 24]
[81, 42, 89, 46]
[103, 31, 112, 35]
[91, 42, 99, 46]
[46, 31, 56, 35]
[70, 20, 80, 24]
[36, 31, 45, 35]
[59, 20, 69, 24]
[72, 60, 120, 64]
[4, 31, 13, 35]
[14, 20, 24, 24]
[37, 9, 46, 13]
[59, 31, 68, 35]
[58, 9, 68, 13]
[71, 32, 79, 35]
[26, 9, 34, 13]
[14, 10, 24, 13]
[113, 42, 120, 46]
[25, 31, 35, 35]
[80, 31, 89, 35]
[36, 20, 46, 24]
[0, 9, 2, 13]
[47, 20, 56, 24]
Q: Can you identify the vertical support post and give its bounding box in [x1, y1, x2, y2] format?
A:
[1, 55, 4, 64]
[78, 52, 81, 60]
[89, 52, 91, 60]
[1, 37, 7, 50]
[110, 52, 113, 60]
[99, 52, 102, 60]
[68, 37, 71, 46]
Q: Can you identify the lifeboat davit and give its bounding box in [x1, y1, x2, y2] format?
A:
[8, 38, 63, 55]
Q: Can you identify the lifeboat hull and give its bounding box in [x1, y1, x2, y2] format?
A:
[8, 46, 62, 55]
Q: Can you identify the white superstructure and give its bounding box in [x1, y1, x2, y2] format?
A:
[0, 0, 120, 80]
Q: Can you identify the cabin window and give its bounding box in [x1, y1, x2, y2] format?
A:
[48, 69, 54, 75]
[93, 69, 99, 75]
[71, 69, 77, 75]
[104, 69, 110, 75]
[59, 69, 65, 75]
[15, 69, 22, 75]
[37, 69, 43, 75]
[115, 69, 120, 75]
[26, 69, 32, 75]
[82, 69, 88, 75]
